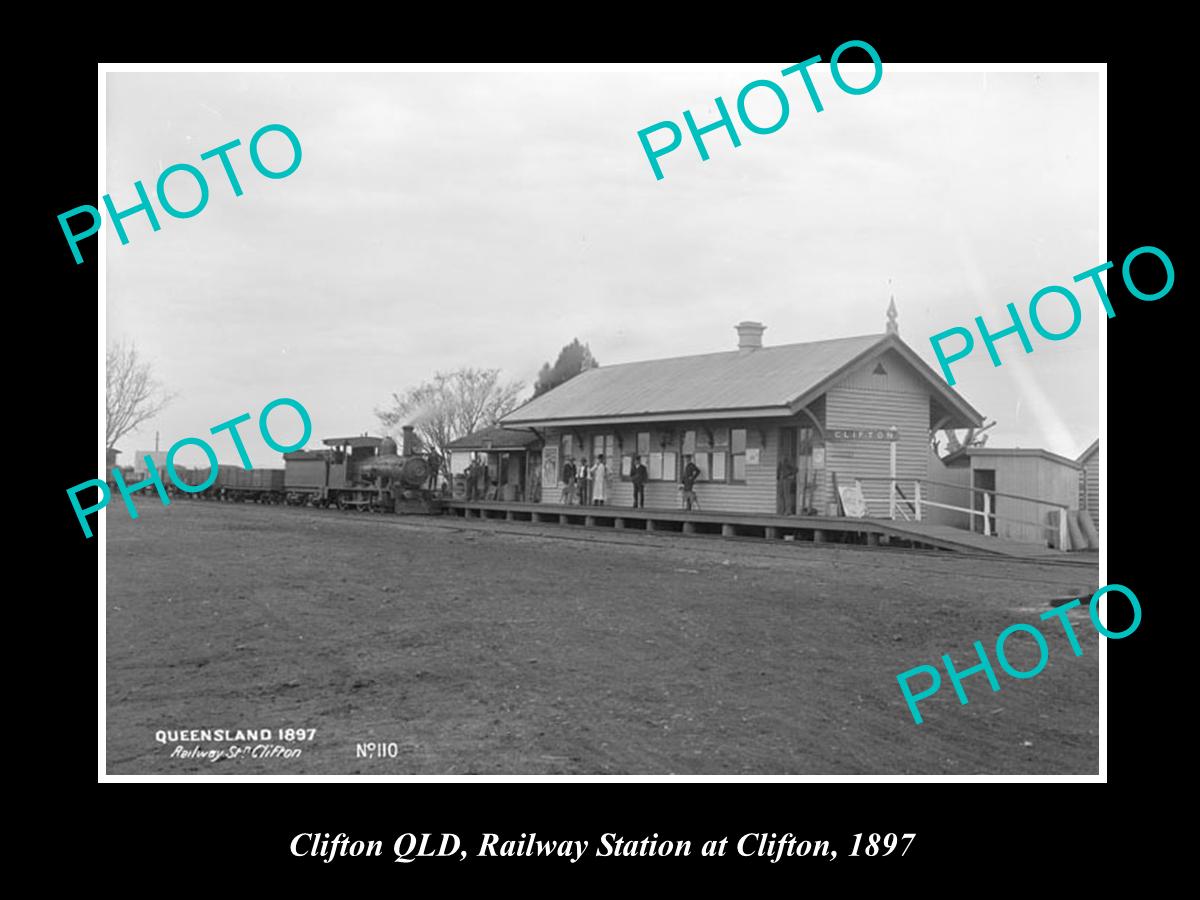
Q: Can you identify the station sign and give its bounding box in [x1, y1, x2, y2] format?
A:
[828, 427, 899, 442]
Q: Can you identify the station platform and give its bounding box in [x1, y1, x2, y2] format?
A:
[442, 500, 1074, 560]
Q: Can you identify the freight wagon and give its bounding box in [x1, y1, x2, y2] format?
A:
[167, 464, 286, 503]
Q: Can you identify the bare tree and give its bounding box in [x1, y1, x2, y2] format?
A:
[933, 419, 996, 457]
[376, 368, 525, 459]
[106, 340, 174, 451]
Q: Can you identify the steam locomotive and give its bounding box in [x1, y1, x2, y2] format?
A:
[282, 426, 441, 514]
[141, 425, 442, 514]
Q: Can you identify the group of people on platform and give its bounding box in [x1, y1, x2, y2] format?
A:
[557, 453, 705, 511]
[558, 455, 612, 506]
[463, 451, 804, 515]
[463, 458, 497, 502]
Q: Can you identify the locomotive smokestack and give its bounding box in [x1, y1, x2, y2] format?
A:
[401, 425, 416, 457]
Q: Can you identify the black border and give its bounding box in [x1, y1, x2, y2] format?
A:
[39, 26, 1174, 881]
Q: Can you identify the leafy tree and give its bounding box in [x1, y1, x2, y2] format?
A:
[106, 339, 174, 452]
[376, 368, 525, 460]
[533, 338, 598, 397]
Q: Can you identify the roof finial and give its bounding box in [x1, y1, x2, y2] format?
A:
[886, 284, 899, 336]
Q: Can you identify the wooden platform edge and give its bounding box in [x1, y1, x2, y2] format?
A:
[441, 500, 1068, 560]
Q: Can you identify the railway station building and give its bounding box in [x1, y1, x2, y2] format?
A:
[501, 316, 986, 520]
[445, 426, 542, 502]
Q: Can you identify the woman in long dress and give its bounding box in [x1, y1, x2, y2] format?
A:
[589, 454, 610, 506]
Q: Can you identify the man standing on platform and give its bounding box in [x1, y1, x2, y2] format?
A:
[681, 455, 701, 511]
[577, 456, 591, 506]
[631, 454, 648, 508]
[475, 457, 490, 501]
[426, 449, 442, 492]
[465, 458, 478, 501]
[561, 456, 577, 504]
[777, 455, 798, 515]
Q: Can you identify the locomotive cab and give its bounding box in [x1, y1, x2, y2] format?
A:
[325, 435, 385, 490]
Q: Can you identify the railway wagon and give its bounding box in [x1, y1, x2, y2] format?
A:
[167, 464, 285, 502]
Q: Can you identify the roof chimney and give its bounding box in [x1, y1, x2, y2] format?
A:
[736, 321, 766, 351]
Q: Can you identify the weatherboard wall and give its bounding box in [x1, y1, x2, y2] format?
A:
[819, 349, 933, 517]
[539, 423, 781, 514]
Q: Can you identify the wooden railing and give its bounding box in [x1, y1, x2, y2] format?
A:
[851, 475, 1070, 548]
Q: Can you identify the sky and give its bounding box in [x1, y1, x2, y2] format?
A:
[105, 66, 1101, 469]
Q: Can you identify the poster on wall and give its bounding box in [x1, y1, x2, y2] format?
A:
[746, 448, 761, 465]
[837, 480, 869, 518]
[542, 445, 559, 486]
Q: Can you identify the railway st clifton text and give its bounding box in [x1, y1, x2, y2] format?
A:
[68, 397, 312, 539]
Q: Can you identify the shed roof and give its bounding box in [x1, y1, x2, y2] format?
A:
[502, 333, 982, 428]
[944, 447, 1083, 469]
[1076, 439, 1099, 464]
[446, 426, 542, 452]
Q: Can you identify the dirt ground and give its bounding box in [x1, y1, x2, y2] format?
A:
[105, 500, 1100, 775]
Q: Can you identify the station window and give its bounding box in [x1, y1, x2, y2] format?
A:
[687, 427, 732, 483]
[624, 431, 652, 481]
[591, 434, 616, 464]
[646, 449, 677, 481]
[731, 428, 747, 482]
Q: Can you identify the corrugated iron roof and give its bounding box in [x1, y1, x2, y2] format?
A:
[504, 334, 888, 423]
[946, 447, 1083, 469]
[445, 426, 542, 451]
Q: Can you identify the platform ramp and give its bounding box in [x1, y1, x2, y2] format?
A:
[874, 520, 1070, 559]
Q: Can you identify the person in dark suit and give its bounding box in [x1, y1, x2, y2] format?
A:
[465, 459, 478, 501]
[777, 455, 798, 515]
[561, 457, 577, 504]
[631, 455, 648, 508]
[577, 457, 591, 506]
[476, 458, 491, 500]
[426, 450, 442, 491]
[681, 455, 702, 511]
